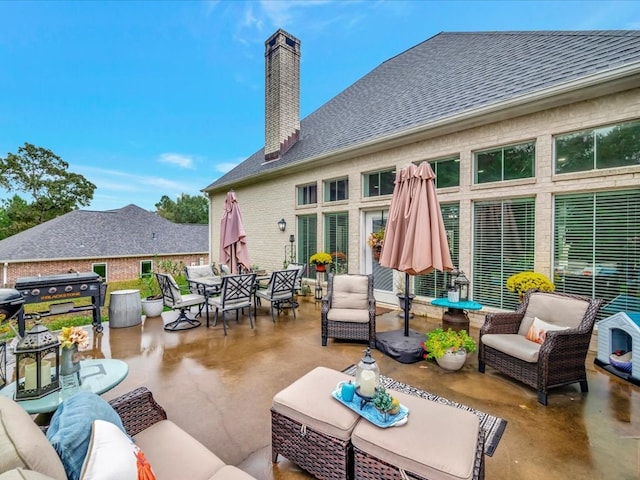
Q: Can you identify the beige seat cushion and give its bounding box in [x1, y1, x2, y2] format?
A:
[0, 397, 67, 480]
[210, 465, 258, 480]
[332, 276, 369, 310]
[352, 390, 480, 480]
[272, 366, 361, 441]
[481, 333, 541, 362]
[0, 469, 58, 480]
[134, 420, 226, 480]
[517, 292, 590, 335]
[327, 308, 370, 323]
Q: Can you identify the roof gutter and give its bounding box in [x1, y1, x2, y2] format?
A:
[208, 63, 640, 192]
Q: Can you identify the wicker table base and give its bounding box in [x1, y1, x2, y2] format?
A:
[271, 409, 353, 480]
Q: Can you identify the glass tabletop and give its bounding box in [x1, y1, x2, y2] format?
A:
[0, 358, 128, 414]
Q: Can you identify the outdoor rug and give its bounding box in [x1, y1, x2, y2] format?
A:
[343, 365, 507, 456]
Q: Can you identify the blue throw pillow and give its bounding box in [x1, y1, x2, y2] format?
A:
[46, 391, 127, 480]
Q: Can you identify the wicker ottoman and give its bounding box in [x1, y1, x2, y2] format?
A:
[351, 390, 485, 480]
[271, 366, 361, 480]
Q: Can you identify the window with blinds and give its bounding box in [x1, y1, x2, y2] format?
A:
[298, 214, 317, 277]
[415, 203, 460, 298]
[473, 198, 536, 309]
[554, 190, 640, 316]
[324, 212, 349, 274]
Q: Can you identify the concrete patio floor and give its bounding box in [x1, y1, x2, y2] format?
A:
[76, 298, 637, 479]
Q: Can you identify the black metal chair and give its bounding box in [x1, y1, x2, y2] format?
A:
[254, 269, 298, 322]
[155, 273, 205, 331]
[208, 273, 256, 335]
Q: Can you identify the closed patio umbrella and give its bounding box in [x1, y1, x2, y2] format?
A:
[219, 190, 250, 274]
[378, 162, 454, 362]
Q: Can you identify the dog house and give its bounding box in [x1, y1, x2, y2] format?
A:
[595, 311, 640, 386]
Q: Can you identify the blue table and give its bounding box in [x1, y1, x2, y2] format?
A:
[0, 359, 128, 414]
[431, 298, 483, 332]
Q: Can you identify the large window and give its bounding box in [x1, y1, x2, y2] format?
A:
[324, 178, 348, 202]
[363, 169, 395, 197]
[554, 190, 640, 316]
[298, 215, 317, 276]
[297, 183, 317, 206]
[415, 203, 460, 297]
[430, 157, 460, 188]
[474, 142, 535, 184]
[555, 120, 640, 174]
[324, 212, 349, 274]
[473, 198, 536, 309]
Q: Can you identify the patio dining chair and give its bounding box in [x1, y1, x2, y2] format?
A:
[154, 273, 205, 331]
[478, 289, 603, 405]
[208, 273, 256, 335]
[254, 269, 298, 322]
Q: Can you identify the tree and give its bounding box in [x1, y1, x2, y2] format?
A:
[0, 143, 96, 233]
[155, 193, 208, 224]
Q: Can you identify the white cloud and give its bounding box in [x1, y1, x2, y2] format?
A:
[158, 153, 195, 169]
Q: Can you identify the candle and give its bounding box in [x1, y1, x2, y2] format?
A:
[24, 362, 37, 390]
[359, 370, 376, 397]
[23, 360, 51, 390]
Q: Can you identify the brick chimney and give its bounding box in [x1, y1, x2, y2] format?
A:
[264, 29, 301, 162]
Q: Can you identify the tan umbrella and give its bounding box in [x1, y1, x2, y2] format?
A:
[219, 190, 250, 274]
[380, 162, 454, 337]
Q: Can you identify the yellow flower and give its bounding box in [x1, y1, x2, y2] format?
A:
[309, 252, 333, 265]
[506, 272, 555, 297]
[59, 326, 89, 349]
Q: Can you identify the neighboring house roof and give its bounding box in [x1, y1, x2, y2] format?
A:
[0, 204, 208, 262]
[205, 30, 640, 192]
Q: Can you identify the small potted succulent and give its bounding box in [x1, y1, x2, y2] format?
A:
[309, 252, 333, 272]
[423, 327, 477, 371]
[371, 387, 400, 422]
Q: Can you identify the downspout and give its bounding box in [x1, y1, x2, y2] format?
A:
[3, 262, 8, 287]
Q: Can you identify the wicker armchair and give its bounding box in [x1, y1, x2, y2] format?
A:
[321, 273, 376, 348]
[478, 289, 603, 405]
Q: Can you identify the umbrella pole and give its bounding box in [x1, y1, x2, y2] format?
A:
[404, 272, 410, 336]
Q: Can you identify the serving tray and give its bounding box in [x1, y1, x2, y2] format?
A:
[332, 389, 409, 428]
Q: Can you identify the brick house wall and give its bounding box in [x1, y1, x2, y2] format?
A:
[207, 87, 640, 326]
[3, 253, 209, 287]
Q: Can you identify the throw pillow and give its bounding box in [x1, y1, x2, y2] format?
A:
[46, 392, 127, 480]
[80, 420, 155, 480]
[526, 316, 570, 344]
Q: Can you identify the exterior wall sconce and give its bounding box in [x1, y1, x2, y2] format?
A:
[278, 218, 286, 232]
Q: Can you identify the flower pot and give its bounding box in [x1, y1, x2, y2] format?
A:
[315, 264, 326, 273]
[435, 348, 467, 371]
[141, 297, 164, 317]
[372, 244, 382, 261]
[60, 345, 81, 376]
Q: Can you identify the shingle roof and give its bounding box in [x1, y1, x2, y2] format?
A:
[0, 204, 208, 261]
[205, 30, 640, 191]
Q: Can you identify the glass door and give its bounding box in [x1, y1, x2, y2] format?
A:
[364, 210, 395, 304]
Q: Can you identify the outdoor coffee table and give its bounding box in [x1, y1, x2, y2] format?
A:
[0, 358, 128, 414]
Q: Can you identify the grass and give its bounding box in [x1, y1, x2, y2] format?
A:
[0, 275, 188, 340]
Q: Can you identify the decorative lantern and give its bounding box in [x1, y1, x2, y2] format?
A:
[315, 282, 323, 301]
[14, 321, 60, 400]
[355, 348, 380, 398]
[454, 270, 470, 302]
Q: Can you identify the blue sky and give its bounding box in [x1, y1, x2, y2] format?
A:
[1, 0, 640, 212]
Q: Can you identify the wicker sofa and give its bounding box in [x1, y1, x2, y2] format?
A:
[0, 387, 256, 480]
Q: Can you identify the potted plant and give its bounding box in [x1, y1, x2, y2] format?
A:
[139, 274, 164, 317]
[309, 252, 333, 272]
[367, 228, 385, 261]
[506, 271, 555, 302]
[423, 327, 477, 371]
[371, 387, 401, 423]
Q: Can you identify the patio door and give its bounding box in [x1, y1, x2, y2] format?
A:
[364, 211, 395, 305]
